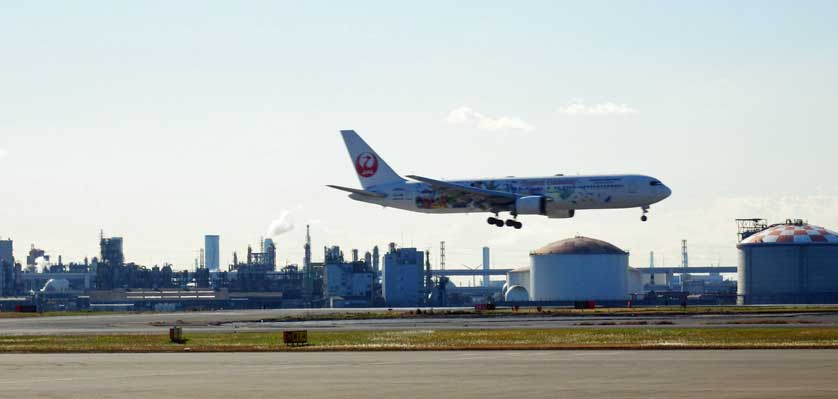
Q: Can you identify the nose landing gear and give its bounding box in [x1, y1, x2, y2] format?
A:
[641, 206, 649, 222]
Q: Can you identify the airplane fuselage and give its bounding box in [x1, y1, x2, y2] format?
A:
[350, 174, 671, 217]
[331, 130, 672, 227]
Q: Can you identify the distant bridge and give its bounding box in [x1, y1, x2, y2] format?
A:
[431, 266, 736, 277]
[634, 266, 737, 274]
[431, 269, 511, 277]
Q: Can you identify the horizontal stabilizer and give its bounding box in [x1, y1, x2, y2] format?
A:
[326, 185, 386, 198]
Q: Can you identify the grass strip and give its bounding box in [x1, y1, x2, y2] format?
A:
[1, 328, 838, 352]
[5, 305, 838, 321]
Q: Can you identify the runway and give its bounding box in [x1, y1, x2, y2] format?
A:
[2, 308, 838, 335]
[1, 350, 836, 398]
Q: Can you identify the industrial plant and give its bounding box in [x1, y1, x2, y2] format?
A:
[1, 217, 837, 312]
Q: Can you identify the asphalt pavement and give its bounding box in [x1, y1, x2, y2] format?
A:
[1, 350, 836, 398]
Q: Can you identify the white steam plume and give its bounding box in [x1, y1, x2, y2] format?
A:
[35, 256, 50, 272]
[266, 210, 295, 237]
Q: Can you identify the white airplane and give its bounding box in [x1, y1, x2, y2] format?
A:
[328, 130, 671, 229]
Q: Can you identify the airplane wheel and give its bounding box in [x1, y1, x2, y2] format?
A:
[495, 220, 505, 227]
[487, 217, 497, 225]
[505, 219, 516, 227]
[641, 215, 648, 222]
[513, 221, 523, 229]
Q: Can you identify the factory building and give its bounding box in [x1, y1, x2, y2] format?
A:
[322, 245, 375, 307]
[100, 236, 124, 266]
[204, 235, 220, 272]
[372, 246, 380, 277]
[529, 236, 630, 302]
[95, 235, 126, 290]
[26, 245, 48, 269]
[737, 220, 838, 304]
[382, 244, 424, 307]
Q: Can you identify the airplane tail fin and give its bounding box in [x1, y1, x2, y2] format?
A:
[340, 130, 405, 189]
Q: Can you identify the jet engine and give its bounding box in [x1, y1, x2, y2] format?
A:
[546, 208, 575, 219]
[514, 196, 575, 218]
[515, 196, 547, 215]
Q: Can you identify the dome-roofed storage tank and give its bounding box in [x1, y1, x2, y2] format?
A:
[529, 236, 629, 301]
[505, 285, 529, 302]
[738, 220, 838, 304]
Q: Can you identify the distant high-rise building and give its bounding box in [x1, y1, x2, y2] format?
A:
[204, 235, 220, 272]
[0, 239, 15, 296]
[0, 239, 12, 266]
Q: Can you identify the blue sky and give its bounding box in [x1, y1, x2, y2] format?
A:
[1, 1, 837, 272]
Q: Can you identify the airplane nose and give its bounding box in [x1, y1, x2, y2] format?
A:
[662, 185, 672, 199]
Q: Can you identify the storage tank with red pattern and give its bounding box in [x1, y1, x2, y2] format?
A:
[737, 220, 838, 304]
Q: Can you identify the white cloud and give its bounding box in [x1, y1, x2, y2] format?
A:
[446, 106, 533, 132]
[558, 99, 637, 115]
[0, 148, 7, 160]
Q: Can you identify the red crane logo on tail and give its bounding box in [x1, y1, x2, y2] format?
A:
[355, 152, 379, 178]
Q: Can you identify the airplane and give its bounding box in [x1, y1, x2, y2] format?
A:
[328, 130, 672, 229]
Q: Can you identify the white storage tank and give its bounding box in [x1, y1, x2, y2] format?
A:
[529, 236, 629, 301]
[41, 278, 71, 293]
[738, 221, 838, 304]
[627, 267, 644, 295]
[506, 266, 531, 296]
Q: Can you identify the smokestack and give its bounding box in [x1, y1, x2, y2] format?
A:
[372, 246, 380, 277]
[482, 247, 490, 287]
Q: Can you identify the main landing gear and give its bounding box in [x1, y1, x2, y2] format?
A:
[640, 205, 650, 222]
[487, 216, 522, 229]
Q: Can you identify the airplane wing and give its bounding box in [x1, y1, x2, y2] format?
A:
[326, 185, 387, 198]
[405, 175, 519, 208]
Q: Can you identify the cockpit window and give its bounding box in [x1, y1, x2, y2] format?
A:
[650, 181, 662, 186]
